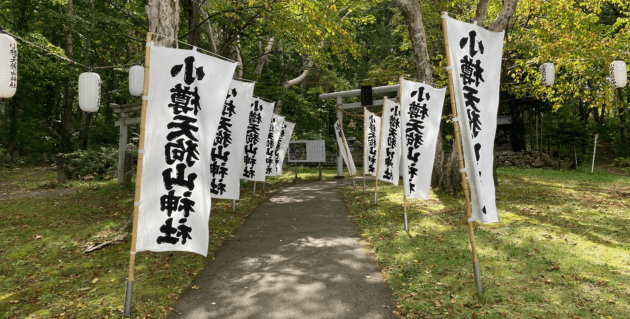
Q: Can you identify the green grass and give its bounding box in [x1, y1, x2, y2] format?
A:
[339, 167, 630, 319]
[0, 164, 343, 318]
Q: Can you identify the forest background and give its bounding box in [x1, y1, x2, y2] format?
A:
[0, 0, 629, 183]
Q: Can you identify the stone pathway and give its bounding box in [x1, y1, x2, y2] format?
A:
[169, 179, 397, 319]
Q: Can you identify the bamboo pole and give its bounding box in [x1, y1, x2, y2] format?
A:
[399, 78, 408, 232]
[441, 13, 482, 294]
[374, 97, 387, 205]
[591, 133, 599, 173]
[403, 195, 409, 232]
[339, 121, 356, 189]
[124, 32, 153, 317]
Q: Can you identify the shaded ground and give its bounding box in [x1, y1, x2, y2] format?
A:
[169, 178, 398, 319]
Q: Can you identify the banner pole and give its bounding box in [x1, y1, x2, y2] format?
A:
[374, 97, 387, 205]
[441, 13, 482, 295]
[262, 181, 266, 193]
[232, 199, 236, 211]
[399, 80, 409, 233]
[363, 107, 367, 193]
[253, 181, 257, 196]
[591, 133, 598, 173]
[403, 195, 409, 232]
[339, 122, 356, 189]
[124, 32, 153, 317]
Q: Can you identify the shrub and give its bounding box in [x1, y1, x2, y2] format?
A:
[64, 146, 119, 180]
[612, 157, 630, 168]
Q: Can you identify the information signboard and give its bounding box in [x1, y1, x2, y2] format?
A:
[287, 140, 326, 163]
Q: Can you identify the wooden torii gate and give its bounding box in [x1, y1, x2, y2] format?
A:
[318, 84, 400, 178]
[112, 102, 142, 185]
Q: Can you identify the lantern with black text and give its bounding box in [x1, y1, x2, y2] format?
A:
[78, 72, 101, 112]
[129, 64, 144, 96]
[0, 31, 18, 98]
[609, 60, 627, 88]
[540, 62, 554, 86]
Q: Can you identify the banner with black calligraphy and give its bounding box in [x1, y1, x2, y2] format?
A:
[137, 46, 237, 256]
[275, 121, 295, 175]
[400, 79, 446, 200]
[376, 98, 402, 185]
[210, 80, 255, 200]
[445, 15, 503, 223]
[363, 109, 381, 176]
[242, 98, 275, 182]
[334, 120, 357, 176]
[266, 114, 285, 176]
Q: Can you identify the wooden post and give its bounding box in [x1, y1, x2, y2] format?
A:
[124, 32, 152, 317]
[253, 181, 257, 196]
[591, 133, 599, 173]
[441, 13, 482, 294]
[318, 162, 322, 180]
[374, 97, 386, 205]
[117, 111, 129, 184]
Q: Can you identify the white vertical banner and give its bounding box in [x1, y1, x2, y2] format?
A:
[445, 15, 503, 223]
[376, 98, 402, 185]
[210, 80, 255, 200]
[400, 79, 446, 200]
[333, 120, 357, 175]
[364, 109, 381, 176]
[242, 98, 275, 182]
[275, 121, 295, 175]
[138, 46, 237, 256]
[266, 114, 285, 176]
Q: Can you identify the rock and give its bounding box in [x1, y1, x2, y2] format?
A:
[504, 161, 513, 166]
[532, 160, 544, 168]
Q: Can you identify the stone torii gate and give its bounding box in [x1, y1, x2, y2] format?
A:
[318, 84, 400, 178]
[112, 102, 142, 184]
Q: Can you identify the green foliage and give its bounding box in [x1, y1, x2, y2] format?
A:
[64, 146, 119, 180]
[612, 156, 630, 167]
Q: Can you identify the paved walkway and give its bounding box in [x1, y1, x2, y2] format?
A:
[169, 179, 397, 319]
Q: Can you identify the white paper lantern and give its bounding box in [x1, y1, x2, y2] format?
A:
[129, 64, 144, 97]
[609, 60, 627, 88]
[0, 31, 18, 98]
[540, 62, 554, 86]
[78, 72, 101, 112]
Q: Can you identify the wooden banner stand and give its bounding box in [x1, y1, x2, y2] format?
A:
[232, 199, 236, 211]
[403, 195, 409, 232]
[124, 32, 153, 317]
[373, 97, 387, 205]
[442, 12, 482, 294]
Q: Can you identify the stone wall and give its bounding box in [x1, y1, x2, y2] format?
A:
[496, 151, 557, 168]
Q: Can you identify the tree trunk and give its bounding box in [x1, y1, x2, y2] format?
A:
[182, 0, 201, 47]
[61, 0, 74, 153]
[394, 0, 432, 85]
[200, 9, 218, 52]
[255, 37, 274, 78]
[146, 0, 180, 48]
[395, 0, 519, 192]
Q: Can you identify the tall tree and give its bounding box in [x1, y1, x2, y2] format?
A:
[395, 0, 519, 191]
